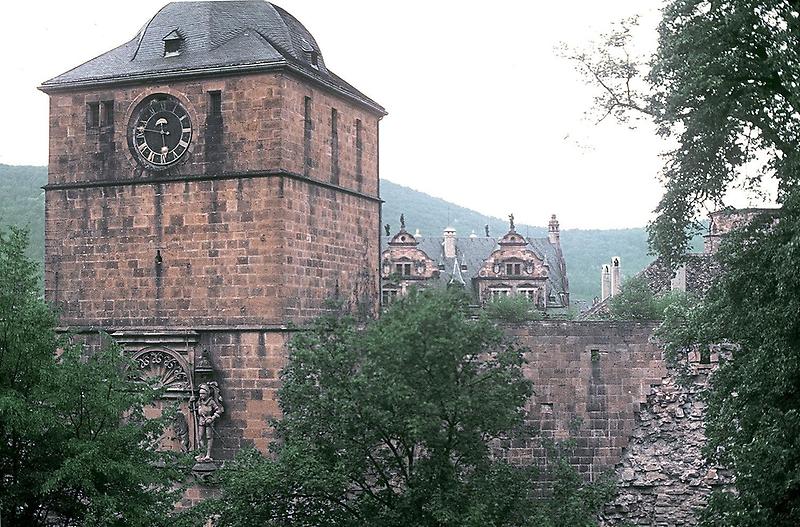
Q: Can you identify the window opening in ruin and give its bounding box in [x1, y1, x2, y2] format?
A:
[490, 289, 510, 300]
[209, 91, 222, 116]
[86, 102, 100, 129]
[518, 288, 536, 301]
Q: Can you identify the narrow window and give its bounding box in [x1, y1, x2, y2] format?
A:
[303, 96, 313, 177]
[330, 108, 339, 185]
[87, 102, 100, 128]
[101, 100, 114, 127]
[355, 119, 363, 190]
[209, 91, 222, 116]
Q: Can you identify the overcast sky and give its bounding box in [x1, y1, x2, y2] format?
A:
[0, 1, 772, 229]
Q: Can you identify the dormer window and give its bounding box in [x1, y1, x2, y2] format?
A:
[395, 262, 412, 277]
[163, 30, 183, 57]
[505, 262, 522, 276]
[300, 38, 319, 69]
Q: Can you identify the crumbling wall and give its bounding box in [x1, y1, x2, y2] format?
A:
[600, 359, 731, 526]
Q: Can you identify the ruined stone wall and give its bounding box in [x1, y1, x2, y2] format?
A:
[504, 321, 667, 475]
[600, 361, 731, 526]
[503, 322, 727, 525]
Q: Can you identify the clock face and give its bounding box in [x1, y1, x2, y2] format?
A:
[128, 94, 192, 170]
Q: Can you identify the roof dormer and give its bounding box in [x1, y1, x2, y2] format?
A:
[163, 29, 184, 58]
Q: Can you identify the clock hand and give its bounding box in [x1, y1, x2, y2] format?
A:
[138, 127, 171, 135]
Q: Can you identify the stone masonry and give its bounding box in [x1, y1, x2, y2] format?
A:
[600, 357, 731, 526]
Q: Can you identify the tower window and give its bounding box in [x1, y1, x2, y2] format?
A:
[209, 91, 222, 116]
[101, 100, 114, 127]
[86, 102, 100, 128]
[330, 108, 339, 185]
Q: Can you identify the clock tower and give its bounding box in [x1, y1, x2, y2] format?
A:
[39, 1, 385, 471]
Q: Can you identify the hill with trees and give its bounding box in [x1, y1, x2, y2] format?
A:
[0, 164, 46, 265]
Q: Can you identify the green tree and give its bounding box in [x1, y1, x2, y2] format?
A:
[483, 294, 541, 323]
[657, 203, 800, 526]
[567, 1, 800, 523]
[199, 290, 612, 526]
[0, 226, 186, 527]
[606, 276, 692, 321]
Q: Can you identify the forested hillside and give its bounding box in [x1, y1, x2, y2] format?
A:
[0, 164, 46, 265]
[0, 165, 671, 302]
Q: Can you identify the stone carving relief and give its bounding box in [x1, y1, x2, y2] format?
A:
[132, 348, 191, 394]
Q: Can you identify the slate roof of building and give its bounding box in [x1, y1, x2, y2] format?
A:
[380, 235, 569, 305]
[39, 1, 385, 114]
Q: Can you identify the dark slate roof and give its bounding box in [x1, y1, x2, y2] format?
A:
[40, 1, 385, 114]
[381, 235, 569, 302]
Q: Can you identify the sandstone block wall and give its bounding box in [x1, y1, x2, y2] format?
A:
[45, 71, 381, 327]
[503, 321, 667, 475]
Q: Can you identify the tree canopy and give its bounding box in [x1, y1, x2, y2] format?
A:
[194, 290, 612, 527]
[568, 0, 800, 524]
[0, 226, 186, 527]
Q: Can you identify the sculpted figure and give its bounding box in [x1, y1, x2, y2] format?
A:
[192, 382, 224, 462]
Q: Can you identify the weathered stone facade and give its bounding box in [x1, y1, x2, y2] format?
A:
[504, 321, 666, 474]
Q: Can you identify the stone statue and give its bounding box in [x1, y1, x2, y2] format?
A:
[384, 223, 391, 236]
[509, 213, 515, 232]
[400, 213, 405, 230]
[191, 381, 224, 462]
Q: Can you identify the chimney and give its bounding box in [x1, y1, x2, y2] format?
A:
[601, 265, 611, 301]
[548, 214, 560, 247]
[610, 257, 621, 297]
[443, 227, 456, 258]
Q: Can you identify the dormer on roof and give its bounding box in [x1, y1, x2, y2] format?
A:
[388, 214, 418, 247]
[162, 29, 184, 57]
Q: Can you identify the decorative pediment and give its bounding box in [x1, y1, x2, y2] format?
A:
[388, 230, 419, 247]
[498, 231, 527, 247]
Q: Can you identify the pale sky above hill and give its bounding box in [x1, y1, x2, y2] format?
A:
[0, 1, 776, 229]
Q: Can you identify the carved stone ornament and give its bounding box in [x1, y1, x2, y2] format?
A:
[132, 347, 191, 394]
